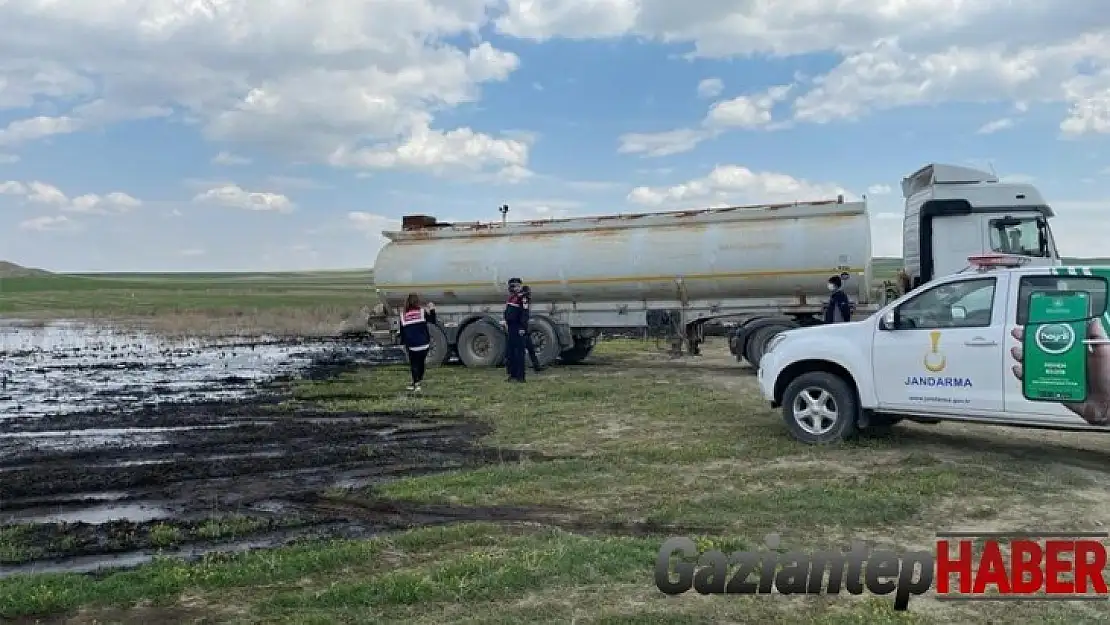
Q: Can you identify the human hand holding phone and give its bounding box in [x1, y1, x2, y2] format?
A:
[1010, 319, 1110, 425]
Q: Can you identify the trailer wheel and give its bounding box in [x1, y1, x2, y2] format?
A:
[527, 317, 561, 367]
[745, 325, 788, 369]
[456, 319, 507, 367]
[402, 324, 450, 367]
[427, 324, 451, 366]
[559, 337, 595, 365]
[781, 372, 859, 444]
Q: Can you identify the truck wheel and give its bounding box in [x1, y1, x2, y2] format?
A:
[527, 317, 561, 367]
[781, 372, 859, 444]
[456, 320, 506, 367]
[406, 324, 450, 367]
[426, 324, 451, 367]
[559, 337, 595, 365]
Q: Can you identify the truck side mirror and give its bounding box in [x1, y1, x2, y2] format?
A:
[950, 305, 966, 321]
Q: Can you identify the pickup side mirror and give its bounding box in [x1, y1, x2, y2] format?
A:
[880, 310, 897, 330]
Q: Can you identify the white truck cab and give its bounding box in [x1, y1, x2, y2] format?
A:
[758, 255, 1110, 444]
[901, 164, 1062, 289]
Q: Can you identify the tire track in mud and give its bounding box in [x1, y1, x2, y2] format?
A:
[0, 395, 566, 576]
[1, 325, 584, 577]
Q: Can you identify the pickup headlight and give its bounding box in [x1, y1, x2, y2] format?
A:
[765, 333, 787, 354]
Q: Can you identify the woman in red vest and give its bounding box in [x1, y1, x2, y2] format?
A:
[399, 293, 437, 391]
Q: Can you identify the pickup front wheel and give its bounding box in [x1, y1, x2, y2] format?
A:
[781, 372, 859, 444]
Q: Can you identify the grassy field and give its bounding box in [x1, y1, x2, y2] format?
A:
[0, 270, 377, 336]
[4, 256, 1110, 336]
[3, 339, 1110, 623]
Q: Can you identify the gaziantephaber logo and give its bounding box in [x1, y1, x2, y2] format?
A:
[655, 532, 1110, 610]
[1034, 324, 1076, 355]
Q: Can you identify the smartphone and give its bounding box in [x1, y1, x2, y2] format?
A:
[1022, 290, 1089, 402]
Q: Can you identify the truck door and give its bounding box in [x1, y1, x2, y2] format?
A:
[1003, 270, 1110, 422]
[930, 215, 986, 278]
[872, 274, 1009, 414]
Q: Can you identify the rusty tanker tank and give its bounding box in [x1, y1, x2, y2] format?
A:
[371, 198, 875, 369]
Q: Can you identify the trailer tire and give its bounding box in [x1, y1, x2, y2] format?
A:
[745, 324, 792, 369]
[781, 372, 859, 445]
[426, 324, 451, 366]
[559, 337, 595, 365]
[405, 324, 450, 367]
[456, 320, 506, 367]
[527, 317, 561, 367]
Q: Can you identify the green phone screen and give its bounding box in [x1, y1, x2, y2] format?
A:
[1022, 290, 1089, 402]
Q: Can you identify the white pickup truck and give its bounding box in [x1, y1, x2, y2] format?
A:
[757, 256, 1110, 444]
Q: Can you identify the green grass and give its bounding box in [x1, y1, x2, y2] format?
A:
[4, 339, 1110, 623]
[0, 270, 378, 336]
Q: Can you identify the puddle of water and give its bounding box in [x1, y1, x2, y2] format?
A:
[0, 526, 352, 579]
[7, 491, 132, 506]
[2, 502, 172, 525]
[0, 319, 403, 419]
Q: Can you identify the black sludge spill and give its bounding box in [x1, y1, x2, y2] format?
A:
[1, 320, 553, 576]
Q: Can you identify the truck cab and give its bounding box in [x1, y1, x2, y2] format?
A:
[758, 256, 1110, 444]
[901, 164, 1062, 288]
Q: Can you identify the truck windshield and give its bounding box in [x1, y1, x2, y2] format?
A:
[988, 216, 1050, 258]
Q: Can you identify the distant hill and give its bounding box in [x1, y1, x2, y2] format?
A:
[0, 261, 51, 277]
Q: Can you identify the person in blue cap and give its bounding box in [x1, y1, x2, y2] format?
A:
[503, 277, 527, 382]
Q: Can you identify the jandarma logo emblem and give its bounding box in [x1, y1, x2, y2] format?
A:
[1035, 323, 1075, 354]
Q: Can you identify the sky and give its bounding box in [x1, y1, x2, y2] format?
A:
[1, 1, 1109, 272]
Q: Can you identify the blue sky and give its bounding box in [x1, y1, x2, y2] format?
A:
[1, 1, 1108, 272]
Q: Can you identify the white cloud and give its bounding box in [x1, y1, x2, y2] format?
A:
[179, 248, 205, 257]
[1060, 71, 1110, 136]
[212, 151, 251, 166]
[867, 184, 892, 196]
[0, 1, 531, 176]
[627, 165, 850, 208]
[328, 120, 532, 181]
[977, 118, 1014, 134]
[0, 153, 19, 164]
[618, 84, 792, 157]
[18, 215, 73, 232]
[697, 77, 723, 99]
[494, 1, 1110, 134]
[617, 128, 710, 158]
[792, 35, 1110, 125]
[193, 185, 295, 213]
[0, 116, 81, 147]
[0, 180, 141, 214]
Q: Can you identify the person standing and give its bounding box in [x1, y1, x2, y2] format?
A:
[400, 293, 437, 392]
[824, 275, 851, 324]
[503, 278, 527, 383]
[521, 285, 544, 372]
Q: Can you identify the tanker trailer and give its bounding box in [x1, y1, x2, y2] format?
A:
[372, 197, 874, 369]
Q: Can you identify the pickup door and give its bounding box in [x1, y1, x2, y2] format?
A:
[871, 273, 1010, 414]
[1002, 270, 1110, 423]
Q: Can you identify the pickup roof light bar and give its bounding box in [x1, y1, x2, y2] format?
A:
[966, 253, 1032, 271]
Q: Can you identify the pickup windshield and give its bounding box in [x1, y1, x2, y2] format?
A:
[988, 216, 1050, 257]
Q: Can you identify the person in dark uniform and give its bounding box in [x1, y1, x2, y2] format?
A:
[824, 275, 851, 323]
[399, 293, 437, 392]
[503, 278, 527, 382]
[520, 285, 544, 372]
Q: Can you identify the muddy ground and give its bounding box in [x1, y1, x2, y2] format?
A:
[0, 320, 585, 578]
